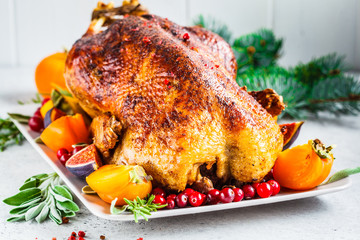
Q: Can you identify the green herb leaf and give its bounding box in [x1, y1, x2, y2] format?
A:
[110, 198, 128, 214]
[325, 167, 360, 184]
[53, 185, 73, 200]
[7, 113, 31, 124]
[19, 178, 39, 191]
[3, 188, 41, 206]
[56, 200, 80, 212]
[35, 204, 50, 223]
[25, 202, 45, 221]
[7, 215, 25, 222]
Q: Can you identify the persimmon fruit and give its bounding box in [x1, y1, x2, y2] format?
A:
[273, 139, 334, 190]
[35, 52, 68, 97]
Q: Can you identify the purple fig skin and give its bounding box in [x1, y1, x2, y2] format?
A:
[66, 161, 99, 179]
[282, 123, 303, 150]
[65, 144, 102, 179]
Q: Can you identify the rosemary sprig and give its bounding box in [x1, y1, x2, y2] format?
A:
[17, 93, 42, 105]
[3, 172, 79, 224]
[0, 117, 25, 151]
[110, 195, 167, 223]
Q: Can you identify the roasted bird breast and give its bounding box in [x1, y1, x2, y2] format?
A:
[65, 12, 284, 191]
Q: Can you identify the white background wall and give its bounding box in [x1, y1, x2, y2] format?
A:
[0, 0, 359, 69]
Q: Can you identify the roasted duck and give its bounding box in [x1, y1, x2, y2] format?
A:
[64, 2, 284, 191]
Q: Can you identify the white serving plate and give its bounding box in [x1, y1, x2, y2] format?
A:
[10, 104, 351, 221]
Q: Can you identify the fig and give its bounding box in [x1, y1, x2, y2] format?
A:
[279, 121, 304, 150]
[65, 144, 102, 179]
[44, 107, 66, 128]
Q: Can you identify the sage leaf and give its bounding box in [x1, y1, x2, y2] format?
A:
[34, 136, 44, 144]
[7, 215, 25, 222]
[325, 167, 360, 184]
[50, 206, 62, 225]
[3, 188, 41, 206]
[53, 185, 73, 200]
[57, 200, 80, 212]
[19, 196, 42, 207]
[25, 202, 45, 221]
[7, 113, 31, 124]
[35, 204, 50, 223]
[25, 174, 48, 183]
[9, 205, 33, 215]
[63, 211, 76, 218]
[19, 178, 39, 191]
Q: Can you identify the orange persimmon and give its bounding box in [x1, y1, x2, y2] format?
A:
[273, 139, 334, 190]
[86, 165, 152, 206]
[35, 52, 68, 97]
[40, 114, 90, 152]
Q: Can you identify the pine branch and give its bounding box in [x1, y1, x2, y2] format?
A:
[193, 15, 232, 43]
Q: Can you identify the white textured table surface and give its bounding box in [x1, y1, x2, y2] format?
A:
[1, 67, 360, 240]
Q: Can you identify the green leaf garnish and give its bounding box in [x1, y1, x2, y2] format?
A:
[324, 167, 360, 184]
[3, 172, 79, 224]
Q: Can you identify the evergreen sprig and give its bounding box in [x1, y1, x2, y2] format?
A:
[0, 117, 25, 152]
[194, 15, 360, 119]
[193, 15, 232, 43]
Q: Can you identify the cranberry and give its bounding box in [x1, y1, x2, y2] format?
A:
[28, 116, 44, 132]
[206, 189, 220, 205]
[167, 194, 177, 201]
[152, 195, 166, 206]
[182, 188, 195, 197]
[233, 188, 244, 202]
[252, 182, 260, 190]
[71, 232, 76, 237]
[72, 146, 85, 155]
[78, 238, 85, 240]
[257, 182, 273, 198]
[175, 193, 188, 208]
[189, 192, 205, 207]
[268, 180, 280, 196]
[57, 148, 69, 160]
[41, 97, 50, 106]
[219, 188, 235, 203]
[242, 184, 256, 200]
[151, 187, 166, 198]
[78, 231, 86, 238]
[34, 108, 42, 119]
[183, 33, 190, 41]
[68, 237, 76, 240]
[59, 153, 72, 166]
[166, 199, 175, 209]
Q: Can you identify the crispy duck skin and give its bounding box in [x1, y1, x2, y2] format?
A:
[65, 14, 283, 191]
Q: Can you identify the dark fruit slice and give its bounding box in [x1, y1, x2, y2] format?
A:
[279, 121, 304, 150]
[44, 107, 66, 128]
[65, 144, 102, 179]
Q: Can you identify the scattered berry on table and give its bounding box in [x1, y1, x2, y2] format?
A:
[28, 116, 44, 132]
[219, 188, 235, 203]
[166, 199, 175, 209]
[78, 237, 85, 240]
[175, 193, 188, 207]
[71, 232, 76, 237]
[78, 231, 86, 238]
[189, 192, 205, 207]
[151, 187, 166, 198]
[100, 235, 106, 240]
[242, 184, 256, 200]
[256, 182, 273, 198]
[268, 180, 280, 196]
[233, 188, 244, 202]
[206, 189, 220, 205]
[68, 236, 76, 240]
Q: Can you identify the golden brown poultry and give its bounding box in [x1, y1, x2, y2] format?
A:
[64, 3, 284, 191]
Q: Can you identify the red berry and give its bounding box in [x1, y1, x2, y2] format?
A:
[166, 199, 175, 209]
[151, 187, 166, 198]
[72, 146, 85, 155]
[152, 195, 166, 206]
[175, 193, 188, 208]
[57, 148, 69, 160]
[252, 182, 260, 190]
[78, 231, 85, 238]
[233, 188, 244, 202]
[268, 180, 280, 196]
[41, 98, 50, 106]
[206, 189, 220, 205]
[71, 232, 76, 236]
[183, 33, 190, 40]
[78, 237, 85, 240]
[242, 184, 256, 200]
[68, 237, 76, 240]
[34, 108, 42, 119]
[182, 188, 195, 197]
[28, 116, 44, 132]
[59, 153, 72, 166]
[257, 182, 273, 198]
[167, 194, 177, 201]
[219, 188, 235, 203]
[189, 192, 205, 207]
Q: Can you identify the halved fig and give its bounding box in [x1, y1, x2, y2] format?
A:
[279, 121, 304, 150]
[66, 144, 103, 179]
